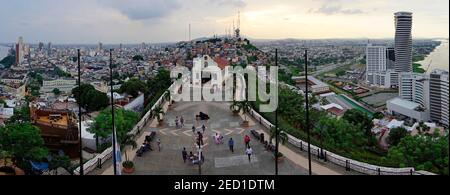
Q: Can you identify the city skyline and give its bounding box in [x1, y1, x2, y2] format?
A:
[0, 0, 448, 44]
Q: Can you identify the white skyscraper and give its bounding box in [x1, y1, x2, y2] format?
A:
[394, 12, 413, 73]
[366, 44, 386, 84]
[429, 69, 449, 127]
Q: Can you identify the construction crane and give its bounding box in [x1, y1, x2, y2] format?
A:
[425, 60, 433, 73]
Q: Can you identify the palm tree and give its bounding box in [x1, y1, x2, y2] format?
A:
[269, 127, 288, 145]
[164, 90, 171, 102]
[229, 100, 240, 114]
[237, 100, 252, 123]
[120, 134, 138, 162]
[417, 122, 430, 135]
[151, 106, 165, 122]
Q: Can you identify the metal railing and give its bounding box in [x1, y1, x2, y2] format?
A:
[248, 108, 436, 175]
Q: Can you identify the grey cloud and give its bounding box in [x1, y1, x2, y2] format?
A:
[99, 0, 182, 20]
[210, 0, 247, 8]
[313, 5, 365, 15]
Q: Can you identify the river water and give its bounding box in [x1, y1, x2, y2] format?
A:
[418, 39, 449, 73]
[0, 46, 10, 60]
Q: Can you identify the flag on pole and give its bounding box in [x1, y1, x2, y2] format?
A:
[113, 128, 122, 175]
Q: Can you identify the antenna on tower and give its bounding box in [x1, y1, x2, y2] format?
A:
[238, 10, 240, 29]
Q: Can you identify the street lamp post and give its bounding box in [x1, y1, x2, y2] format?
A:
[305, 49, 312, 175]
[275, 49, 279, 175]
[109, 49, 118, 175]
[77, 49, 83, 176]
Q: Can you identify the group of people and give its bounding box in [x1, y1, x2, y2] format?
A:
[175, 116, 185, 128]
[182, 147, 204, 165]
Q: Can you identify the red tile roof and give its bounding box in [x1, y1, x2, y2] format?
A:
[213, 57, 229, 70]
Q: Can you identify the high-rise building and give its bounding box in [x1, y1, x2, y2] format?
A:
[394, 12, 413, 73]
[48, 42, 52, 56]
[386, 47, 395, 70]
[429, 69, 449, 127]
[399, 72, 429, 109]
[38, 42, 44, 51]
[15, 37, 24, 65]
[366, 44, 386, 84]
[98, 42, 103, 52]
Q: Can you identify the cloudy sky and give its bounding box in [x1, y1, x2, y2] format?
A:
[0, 0, 448, 44]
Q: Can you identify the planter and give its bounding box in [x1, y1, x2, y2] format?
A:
[122, 167, 135, 174]
[273, 154, 285, 163]
[0, 166, 25, 175]
[232, 110, 240, 115]
[241, 120, 250, 127]
[122, 161, 135, 174]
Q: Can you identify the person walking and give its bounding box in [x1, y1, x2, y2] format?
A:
[245, 146, 253, 162]
[244, 135, 251, 148]
[197, 132, 204, 146]
[228, 138, 234, 153]
[201, 124, 206, 133]
[180, 116, 184, 127]
[175, 116, 179, 128]
[182, 147, 188, 163]
[192, 125, 196, 133]
[157, 138, 161, 152]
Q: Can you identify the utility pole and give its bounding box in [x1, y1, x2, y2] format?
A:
[77, 49, 83, 176]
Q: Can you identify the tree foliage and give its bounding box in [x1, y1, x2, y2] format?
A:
[386, 132, 449, 175]
[388, 127, 408, 146]
[119, 78, 146, 98]
[88, 107, 139, 148]
[72, 83, 109, 112]
[0, 123, 48, 170]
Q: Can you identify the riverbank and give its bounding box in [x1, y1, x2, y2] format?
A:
[415, 39, 449, 73]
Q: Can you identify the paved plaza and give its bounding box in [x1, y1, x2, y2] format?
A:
[129, 101, 309, 175]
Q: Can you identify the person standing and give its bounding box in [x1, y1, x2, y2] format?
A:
[180, 116, 184, 127]
[245, 146, 253, 162]
[157, 138, 161, 152]
[244, 135, 251, 148]
[182, 147, 188, 163]
[228, 138, 234, 153]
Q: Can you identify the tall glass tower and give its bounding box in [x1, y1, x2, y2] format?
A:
[394, 12, 413, 73]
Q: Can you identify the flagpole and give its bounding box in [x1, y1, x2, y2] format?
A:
[77, 49, 84, 175]
[110, 49, 118, 175]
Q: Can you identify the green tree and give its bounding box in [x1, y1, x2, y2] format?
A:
[72, 83, 109, 112]
[119, 78, 146, 98]
[151, 106, 165, 121]
[388, 127, 408, 146]
[89, 108, 139, 152]
[386, 133, 449, 175]
[120, 134, 137, 162]
[48, 154, 71, 175]
[0, 123, 48, 171]
[6, 104, 30, 124]
[132, 55, 144, 61]
[236, 100, 252, 122]
[343, 109, 374, 144]
[52, 88, 61, 96]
